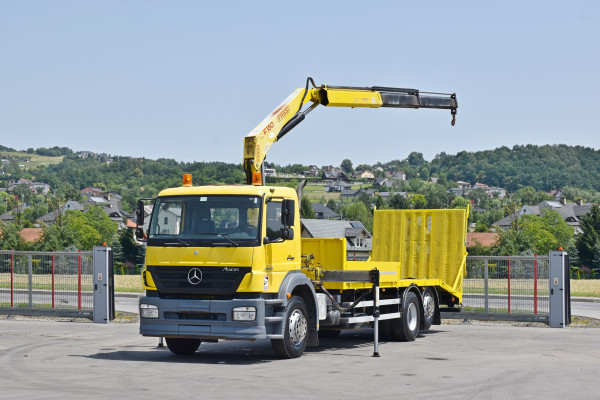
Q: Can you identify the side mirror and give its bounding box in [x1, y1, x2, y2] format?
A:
[281, 199, 295, 227]
[136, 200, 145, 227]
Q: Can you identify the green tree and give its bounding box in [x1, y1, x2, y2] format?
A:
[13, 184, 34, 205]
[340, 159, 354, 175]
[576, 204, 600, 268]
[374, 195, 385, 210]
[495, 210, 573, 255]
[468, 188, 489, 209]
[514, 186, 552, 205]
[452, 196, 470, 210]
[119, 228, 140, 264]
[343, 201, 372, 232]
[388, 194, 411, 209]
[300, 196, 316, 219]
[410, 194, 427, 209]
[407, 151, 425, 166]
[51, 206, 119, 250]
[0, 222, 29, 250]
[358, 192, 371, 210]
[326, 199, 338, 213]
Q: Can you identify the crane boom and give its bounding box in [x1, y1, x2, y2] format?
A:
[243, 78, 458, 185]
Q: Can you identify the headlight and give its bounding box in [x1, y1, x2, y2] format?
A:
[140, 304, 159, 319]
[232, 306, 256, 321]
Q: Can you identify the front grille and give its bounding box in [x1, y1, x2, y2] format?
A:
[147, 265, 251, 296]
[164, 311, 226, 321]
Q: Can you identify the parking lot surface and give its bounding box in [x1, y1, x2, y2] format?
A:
[0, 318, 598, 399]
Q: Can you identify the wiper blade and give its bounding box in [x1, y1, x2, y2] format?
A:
[163, 238, 189, 247]
[215, 234, 239, 247]
[191, 232, 240, 247]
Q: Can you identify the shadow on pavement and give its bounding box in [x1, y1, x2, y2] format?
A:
[78, 327, 446, 364]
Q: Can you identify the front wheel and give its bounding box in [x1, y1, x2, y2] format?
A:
[165, 338, 201, 355]
[391, 291, 420, 342]
[272, 296, 308, 359]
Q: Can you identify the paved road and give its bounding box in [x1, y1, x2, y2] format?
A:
[0, 318, 598, 399]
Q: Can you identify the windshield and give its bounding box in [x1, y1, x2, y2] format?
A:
[148, 195, 261, 247]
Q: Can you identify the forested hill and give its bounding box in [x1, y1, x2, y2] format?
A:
[2, 144, 600, 209]
[425, 145, 600, 192]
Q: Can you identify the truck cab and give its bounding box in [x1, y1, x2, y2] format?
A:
[138, 183, 319, 358]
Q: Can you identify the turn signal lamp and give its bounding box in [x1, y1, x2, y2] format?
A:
[252, 172, 262, 185]
[183, 174, 193, 187]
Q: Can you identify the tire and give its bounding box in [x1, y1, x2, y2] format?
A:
[391, 291, 420, 342]
[421, 288, 436, 331]
[272, 296, 309, 358]
[165, 338, 201, 355]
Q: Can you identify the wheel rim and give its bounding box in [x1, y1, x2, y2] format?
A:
[288, 309, 307, 345]
[407, 302, 418, 332]
[423, 293, 435, 319]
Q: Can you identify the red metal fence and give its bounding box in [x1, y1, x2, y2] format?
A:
[0, 250, 93, 316]
[458, 255, 550, 322]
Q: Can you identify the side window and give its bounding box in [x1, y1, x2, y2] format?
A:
[266, 201, 284, 241]
[152, 202, 182, 235]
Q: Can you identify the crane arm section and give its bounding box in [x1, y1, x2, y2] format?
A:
[243, 79, 458, 185]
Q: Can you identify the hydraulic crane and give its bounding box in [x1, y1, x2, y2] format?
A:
[243, 77, 458, 185]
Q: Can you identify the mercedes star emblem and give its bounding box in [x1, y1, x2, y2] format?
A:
[187, 268, 203, 285]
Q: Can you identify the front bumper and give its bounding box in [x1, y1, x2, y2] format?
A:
[139, 296, 282, 340]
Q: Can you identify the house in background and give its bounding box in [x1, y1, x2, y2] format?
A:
[353, 170, 375, 180]
[310, 203, 340, 220]
[80, 187, 105, 197]
[7, 178, 50, 195]
[387, 171, 406, 181]
[325, 180, 352, 192]
[322, 167, 349, 182]
[373, 178, 394, 189]
[35, 193, 129, 230]
[494, 199, 592, 235]
[301, 219, 372, 261]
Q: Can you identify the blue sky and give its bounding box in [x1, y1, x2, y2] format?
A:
[1, 1, 599, 168]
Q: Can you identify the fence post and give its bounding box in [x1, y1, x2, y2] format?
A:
[28, 254, 33, 308]
[78, 249, 82, 310]
[534, 254, 538, 315]
[51, 251, 55, 309]
[484, 259, 489, 313]
[507, 256, 511, 314]
[10, 251, 14, 308]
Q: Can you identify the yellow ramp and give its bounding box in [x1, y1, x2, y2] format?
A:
[371, 209, 468, 300]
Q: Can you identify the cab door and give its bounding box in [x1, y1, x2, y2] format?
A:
[264, 198, 296, 289]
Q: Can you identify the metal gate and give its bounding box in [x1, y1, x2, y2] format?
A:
[444, 255, 550, 322]
[0, 249, 113, 321]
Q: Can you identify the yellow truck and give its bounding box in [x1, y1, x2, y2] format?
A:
[136, 78, 466, 358]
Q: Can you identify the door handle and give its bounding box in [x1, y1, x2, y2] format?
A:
[287, 256, 295, 261]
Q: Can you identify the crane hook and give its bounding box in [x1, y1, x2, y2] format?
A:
[451, 109, 457, 126]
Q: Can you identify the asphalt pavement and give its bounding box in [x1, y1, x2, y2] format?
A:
[1, 317, 599, 399]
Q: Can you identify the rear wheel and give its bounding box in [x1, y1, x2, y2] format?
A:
[165, 338, 201, 355]
[272, 296, 308, 359]
[422, 288, 436, 331]
[391, 291, 420, 342]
